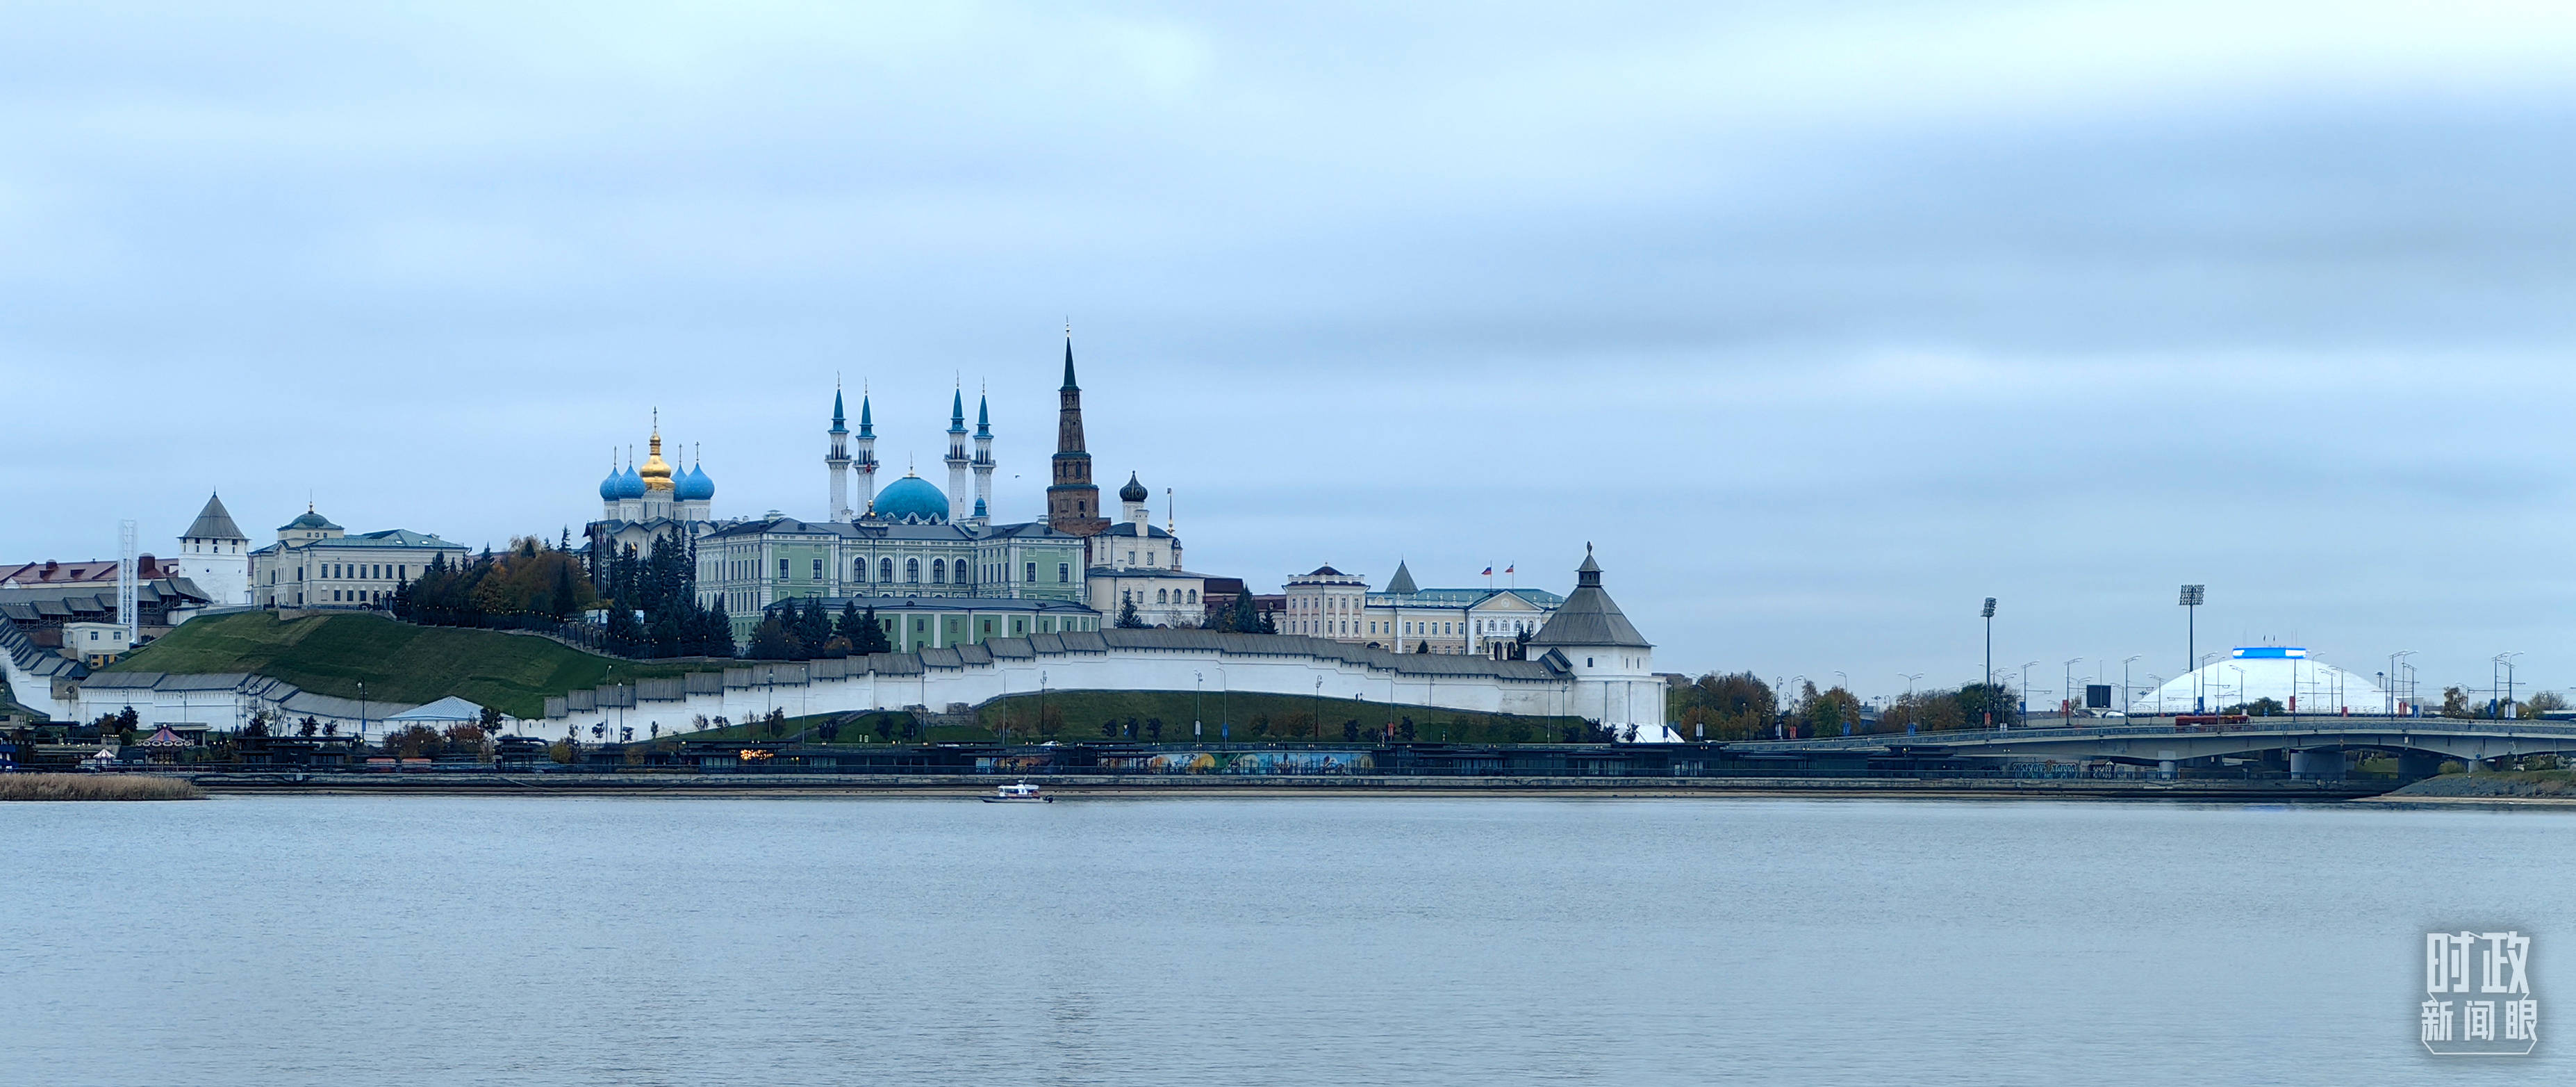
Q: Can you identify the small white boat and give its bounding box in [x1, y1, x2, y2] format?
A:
[982, 782, 1053, 803]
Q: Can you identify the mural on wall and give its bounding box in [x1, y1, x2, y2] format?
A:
[1089, 751, 1376, 775]
[976, 751, 1380, 775]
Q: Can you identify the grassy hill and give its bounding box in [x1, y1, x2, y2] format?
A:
[105, 612, 705, 719]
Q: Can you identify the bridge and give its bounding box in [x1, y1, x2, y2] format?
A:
[1725, 717, 2576, 778]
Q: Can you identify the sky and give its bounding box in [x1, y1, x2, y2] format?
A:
[4, 1, 2573, 708]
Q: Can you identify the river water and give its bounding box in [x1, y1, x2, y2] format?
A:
[3, 795, 2569, 1086]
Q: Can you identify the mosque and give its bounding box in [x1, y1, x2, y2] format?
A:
[591, 335, 1153, 647]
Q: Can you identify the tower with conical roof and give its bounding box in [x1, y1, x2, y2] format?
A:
[946, 384, 972, 524]
[1527, 545, 1669, 741]
[826, 385, 853, 522]
[1046, 329, 1109, 536]
[176, 492, 251, 605]
[971, 386, 996, 529]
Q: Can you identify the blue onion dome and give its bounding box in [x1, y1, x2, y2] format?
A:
[616, 464, 646, 499]
[874, 473, 948, 525]
[677, 463, 715, 501]
[599, 468, 622, 501]
[1118, 472, 1148, 502]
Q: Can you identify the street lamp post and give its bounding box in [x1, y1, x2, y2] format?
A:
[2122, 655, 2140, 719]
[1899, 673, 1922, 735]
[2500, 651, 2524, 719]
[1194, 671, 1203, 741]
[2017, 662, 2038, 727]
[1833, 671, 1848, 735]
[2063, 657, 2083, 721]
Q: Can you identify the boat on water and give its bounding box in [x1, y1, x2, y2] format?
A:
[982, 782, 1054, 803]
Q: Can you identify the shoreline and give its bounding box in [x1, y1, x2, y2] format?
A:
[170, 771, 2391, 801]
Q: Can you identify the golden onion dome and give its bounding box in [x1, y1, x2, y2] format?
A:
[640, 432, 675, 491]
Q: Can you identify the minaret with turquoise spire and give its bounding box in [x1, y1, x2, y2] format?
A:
[825, 383, 852, 522]
[854, 383, 878, 518]
[971, 383, 996, 529]
[945, 382, 972, 525]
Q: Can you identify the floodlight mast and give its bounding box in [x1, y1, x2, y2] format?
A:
[2179, 585, 2205, 684]
[1981, 597, 1997, 728]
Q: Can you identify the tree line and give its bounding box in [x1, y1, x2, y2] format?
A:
[1668, 672, 2021, 740]
[745, 598, 895, 660]
[390, 531, 734, 660]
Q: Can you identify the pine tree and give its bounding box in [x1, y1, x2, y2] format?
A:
[1116, 596, 1143, 628]
[853, 605, 891, 655]
[795, 596, 833, 654]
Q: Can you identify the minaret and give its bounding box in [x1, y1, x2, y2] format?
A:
[971, 385, 996, 528]
[945, 383, 971, 524]
[826, 385, 852, 522]
[1046, 328, 1108, 536]
[855, 384, 878, 518]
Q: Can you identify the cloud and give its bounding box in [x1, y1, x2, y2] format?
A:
[1, 1, 2570, 696]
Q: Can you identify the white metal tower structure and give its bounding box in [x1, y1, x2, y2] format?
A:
[117, 519, 139, 645]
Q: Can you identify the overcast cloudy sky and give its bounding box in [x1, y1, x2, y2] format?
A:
[4, 1, 2571, 705]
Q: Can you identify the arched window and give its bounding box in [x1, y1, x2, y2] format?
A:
[880, 557, 893, 582]
[906, 558, 919, 582]
[932, 559, 946, 584]
[1156, 589, 1168, 604]
[855, 558, 866, 580]
[1188, 590, 1198, 604]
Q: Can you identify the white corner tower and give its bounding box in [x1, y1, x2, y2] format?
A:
[174, 493, 253, 606]
[1526, 544, 1667, 742]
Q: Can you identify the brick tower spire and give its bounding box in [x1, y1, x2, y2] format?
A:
[1046, 327, 1109, 535]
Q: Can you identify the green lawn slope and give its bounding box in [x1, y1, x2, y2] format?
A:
[105, 612, 707, 719]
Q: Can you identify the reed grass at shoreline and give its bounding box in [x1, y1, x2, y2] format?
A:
[0, 774, 206, 801]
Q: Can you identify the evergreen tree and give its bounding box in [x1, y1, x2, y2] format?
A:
[794, 596, 833, 652]
[1116, 596, 1144, 628]
[702, 597, 736, 658]
[853, 605, 891, 655]
[747, 617, 800, 660]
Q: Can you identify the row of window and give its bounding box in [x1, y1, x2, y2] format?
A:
[720, 555, 1073, 586]
[1121, 588, 1200, 605]
[266, 561, 420, 585]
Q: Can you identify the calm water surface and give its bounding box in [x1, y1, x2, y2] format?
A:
[3, 796, 2570, 1086]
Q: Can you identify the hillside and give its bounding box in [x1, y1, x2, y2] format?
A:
[106, 612, 704, 719]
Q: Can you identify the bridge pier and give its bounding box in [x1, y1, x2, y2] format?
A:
[2288, 749, 2345, 780]
[2396, 751, 2444, 780]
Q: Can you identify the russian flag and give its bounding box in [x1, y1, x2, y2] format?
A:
[1481, 566, 1493, 575]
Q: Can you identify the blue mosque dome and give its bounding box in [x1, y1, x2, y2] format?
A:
[676, 463, 715, 501]
[616, 465, 646, 500]
[873, 473, 948, 525]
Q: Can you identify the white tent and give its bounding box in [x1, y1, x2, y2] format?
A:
[383, 696, 485, 725]
[2129, 648, 2394, 716]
